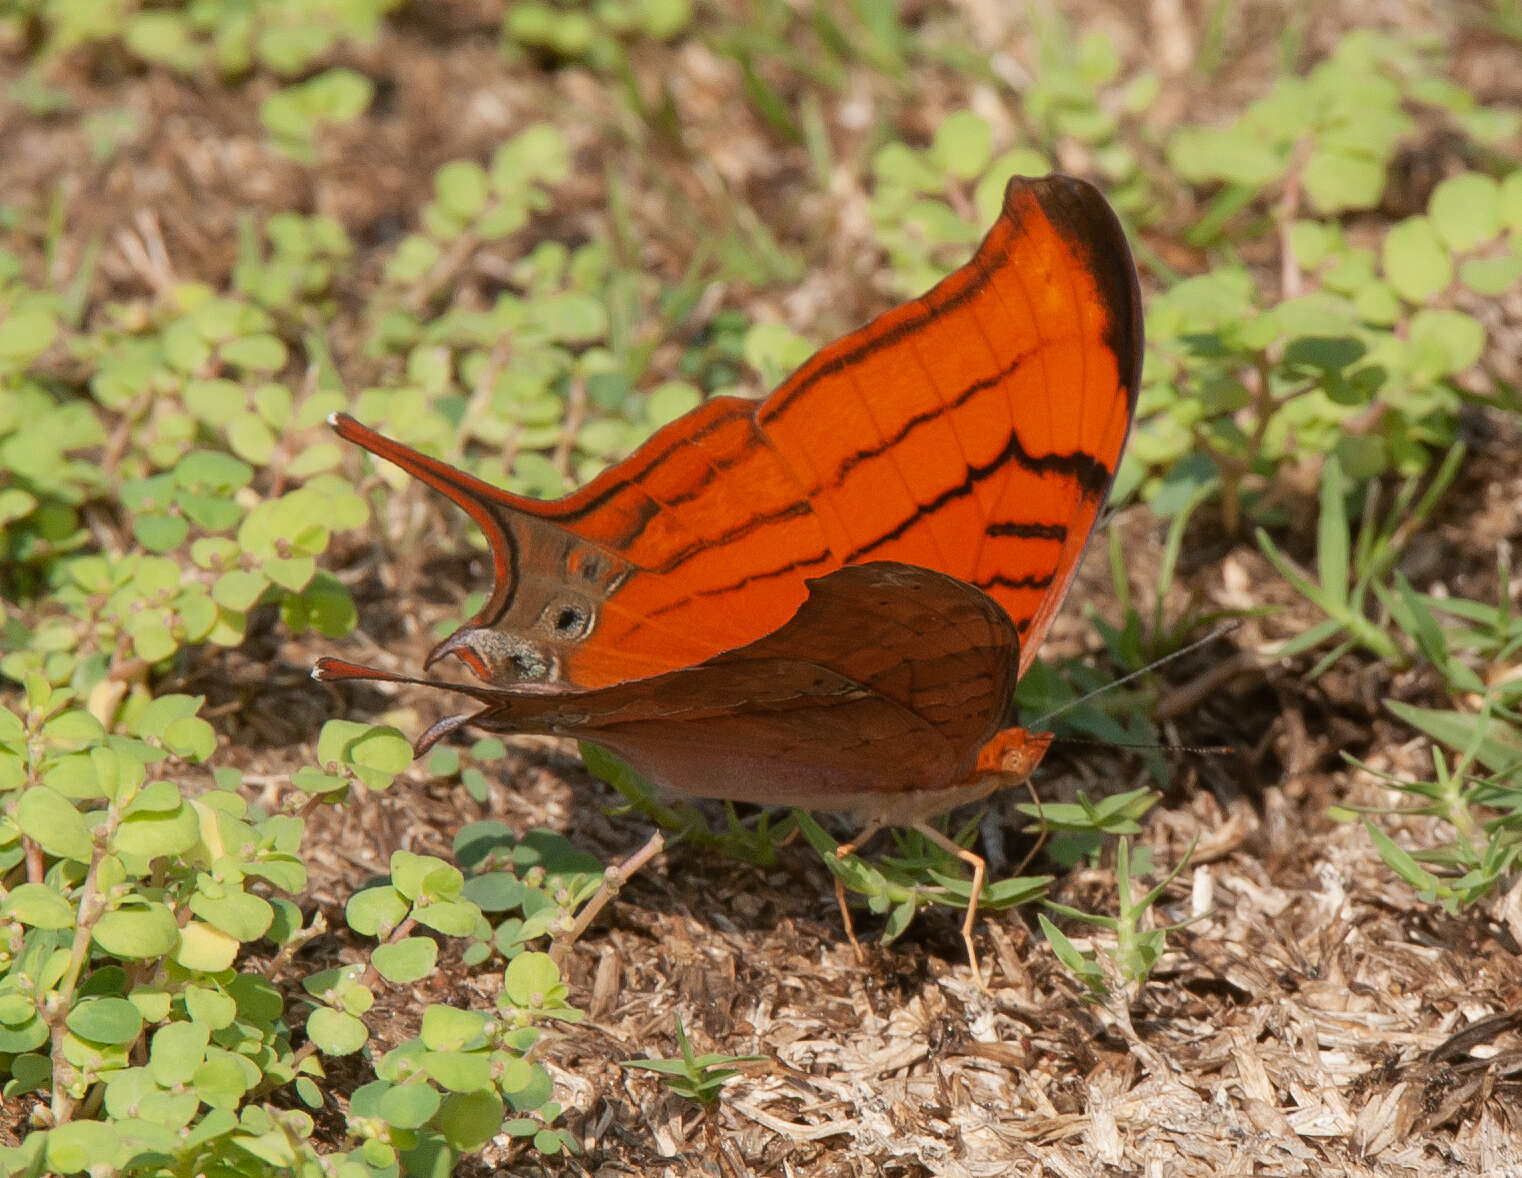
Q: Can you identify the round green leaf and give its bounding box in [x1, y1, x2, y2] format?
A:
[422, 1048, 493, 1093]
[175, 449, 253, 491]
[0, 308, 59, 367]
[307, 1007, 369, 1055]
[462, 871, 525, 913]
[437, 1089, 504, 1152]
[189, 887, 273, 942]
[151, 1022, 211, 1089]
[133, 513, 189, 553]
[221, 333, 288, 372]
[183, 984, 238, 1030]
[111, 805, 200, 860]
[413, 899, 482, 938]
[1458, 252, 1522, 296]
[162, 715, 216, 760]
[1383, 217, 1453, 303]
[45, 1120, 121, 1175]
[93, 902, 179, 959]
[347, 886, 409, 937]
[647, 380, 702, 426]
[503, 951, 560, 1007]
[1408, 308, 1485, 376]
[126, 609, 178, 663]
[436, 160, 490, 221]
[0, 1013, 48, 1053]
[228, 412, 276, 464]
[17, 787, 92, 861]
[929, 111, 992, 182]
[3, 883, 75, 929]
[1302, 146, 1385, 214]
[349, 725, 413, 778]
[373, 936, 439, 984]
[1429, 172, 1501, 251]
[192, 1048, 257, 1109]
[419, 1004, 487, 1051]
[66, 997, 143, 1045]
[379, 1080, 442, 1129]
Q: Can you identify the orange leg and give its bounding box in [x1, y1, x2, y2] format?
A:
[831, 822, 882, 964]
[912, 822, 989, 992]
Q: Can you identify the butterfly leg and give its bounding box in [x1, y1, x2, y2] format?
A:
[831, 822, 883, 964]
[911, 822, 988, 992]
[549, 829, 665, 965]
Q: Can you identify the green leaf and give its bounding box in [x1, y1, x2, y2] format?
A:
[1302, 146, 1385, 213]
[44, 1121, 121, 1175]
[179, 923, 245, 976]
[133, 513, 189, 553]
[228, 412, 277, 464]
[462, 871, 525, 913]
[66, 997, 143, 1045]
[1383, 217, 1453, 303]
[281, 569, 356, 637]
[436, 160, 490, 221]
[437, 1088, 504, 1152]
[189, 886, 273, 941]
[413, 899, 482, 937]
[373, 937, 439, 984]
[380, 1081, 443, 1129]
[1408, 308, 1485, 376]
[213, 569, 269, 611]
[221, 333, 287, 372]
[2, 883, 75, 929]
[647, 380, 702, 426]
[17, 787, 93, 861]
[929, 111, 992, 181]
[192, 1048, 257, 1109]
[1385, 700, 1522, 775]
[422, 1049, 492, 1092]
[93, 902, 180, 959]
[1428, 172, 1501, 251]
[347, 886, 410, 937]
[183, 984, 238, 1030]
[307, 1007, 369, 1055]
[1458, 252, 1522, 295]
[503, 951, 561, 1006]
[420, 1004, 487, 1051]
[176, 449, 253, 492]
[111, 804, 200, 860]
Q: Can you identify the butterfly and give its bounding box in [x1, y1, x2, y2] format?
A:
[315, 173, 1142, 978]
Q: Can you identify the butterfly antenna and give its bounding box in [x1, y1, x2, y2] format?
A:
[1026, 620, 1241, 731]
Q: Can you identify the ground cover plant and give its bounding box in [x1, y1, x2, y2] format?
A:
[2, 1, 1522, 1173]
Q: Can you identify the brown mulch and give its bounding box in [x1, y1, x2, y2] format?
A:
[5, 1, 1522, 1173]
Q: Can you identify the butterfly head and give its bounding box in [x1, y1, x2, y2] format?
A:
[426, 524, 632, 685]
[974, 727, 1053, 783]
[329, 414, 632, 687]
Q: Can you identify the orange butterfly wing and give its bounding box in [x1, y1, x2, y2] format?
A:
[332, 173, 1141, 689]
[316, 563, 1023, 814]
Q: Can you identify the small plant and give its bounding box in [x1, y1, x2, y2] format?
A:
[259, 67, 374, 161]
[620, 1016, 765, 1110]
[1347, 738, 1522, 914]
[25, 0, 401, 79]
[794, 811, 1051, 946]
[1257, 448, 1463, 678]
[0, 696, 590, 1176]
[1040, 836, 1196, 999]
